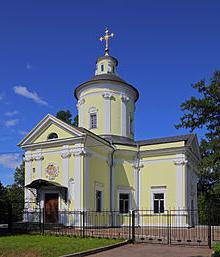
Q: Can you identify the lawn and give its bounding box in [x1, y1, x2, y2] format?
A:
[0, 234, 123, 257]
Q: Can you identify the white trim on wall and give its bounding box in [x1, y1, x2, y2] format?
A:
[94, 184, 104, 212]
[150, 186, 167, 211]
[117, 188, 132, 212]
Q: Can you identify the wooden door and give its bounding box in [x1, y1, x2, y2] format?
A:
[44, 193, 58, 223]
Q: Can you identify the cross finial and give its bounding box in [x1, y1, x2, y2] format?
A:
[99, 28, 114, 56]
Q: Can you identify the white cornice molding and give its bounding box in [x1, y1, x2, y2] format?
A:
[20, 136, 85, 150]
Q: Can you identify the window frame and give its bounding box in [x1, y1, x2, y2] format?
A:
[94, 185, 103, 212]
[47, 132, 58, 140]
[90, 113, 97, 129]
[95, 190, 102, 212]
[117, 189, 132, 214]
[150, 187, 166, 214]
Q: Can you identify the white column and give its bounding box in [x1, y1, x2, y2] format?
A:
[77, 98, 85, 127]
[61, 145, 71, 188]
[102, 92, 112, 134]
[84, 151, 91, 210]
[24, 153, 33, 206]
[33, 150, 43, 180]
[72, 146, 85, 210]
[121, 94, 129, 137]
[174, 159, 187, 209]
[68, 179, 75, 203]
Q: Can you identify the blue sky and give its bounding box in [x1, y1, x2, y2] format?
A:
[0, 0, 219, 185]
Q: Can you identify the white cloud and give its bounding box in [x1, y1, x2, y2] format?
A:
[0, 93, 4, 101]
[4, 119, 19, 127]
[13, 86, 48, 106]
[0, 153, 22, 169]
[18, 130, 28, 136]
[26, 63, 32, 70]
[4, 111, 18, 117]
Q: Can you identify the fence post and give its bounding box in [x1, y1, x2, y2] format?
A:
[167, 210, 170, 246]
[208, 208, 212, 249]
[131, 210, 135, 243]
[42, 208, 45, 234]
[82, 211, 85, 238]
[8, 202, 12, 233]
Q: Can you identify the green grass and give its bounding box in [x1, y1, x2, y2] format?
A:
[213, 241, 220, 257]
[0, 234, 123, 257]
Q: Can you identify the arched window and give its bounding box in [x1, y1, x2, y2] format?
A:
[47, 133, 58, 140]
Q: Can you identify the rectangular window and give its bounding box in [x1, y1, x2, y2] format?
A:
[96, 190, 102, 212]
[119, 193, 129, 214]
[101, 64, 104, 72]
[153, 193, 164, 213]
[90, 113, 97, 128]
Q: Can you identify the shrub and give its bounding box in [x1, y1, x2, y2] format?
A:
[213, 241, 220, 256]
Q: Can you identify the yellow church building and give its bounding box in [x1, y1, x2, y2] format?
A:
[18, 29, 200, 225]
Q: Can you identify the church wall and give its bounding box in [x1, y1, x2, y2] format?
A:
[77, 83, 136, 138]
[113, 160, 135, 211]
[139, 160, 177, 210]
[140, 141, 184, 151]
[82, 93, 105, 134]
[87, 154, 110, 210]
[110, 93, 122, 136]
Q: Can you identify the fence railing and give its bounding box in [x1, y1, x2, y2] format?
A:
[2, 206, 220, 248]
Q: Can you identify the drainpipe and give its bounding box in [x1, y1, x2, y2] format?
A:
[136, 143, 141, 226]
[109, 140, 116, 226]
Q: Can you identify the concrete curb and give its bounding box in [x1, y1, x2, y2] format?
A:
[60, 240, 129, 257]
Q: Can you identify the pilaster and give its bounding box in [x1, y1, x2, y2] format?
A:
[102, 92, 113, 134]
[32, 150, 44, 180]
[61, 145, 71, 188]
[77, 98, 85, 127]
[121, 94, 129, 137]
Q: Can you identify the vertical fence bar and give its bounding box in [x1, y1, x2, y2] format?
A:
[208, 208, 212, 249]
[132, 210, 135, 243]
[167, 210, 170, 245]
[8, 203, 12, 233]
[42, 208, 45, 234]
[82, 211, 85, 238]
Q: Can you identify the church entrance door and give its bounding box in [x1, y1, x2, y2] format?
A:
[44, 193, 58, 223]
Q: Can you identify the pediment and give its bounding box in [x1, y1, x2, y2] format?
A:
[18, 114, 84, 146]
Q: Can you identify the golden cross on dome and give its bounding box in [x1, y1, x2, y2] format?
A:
[99, 28, 114, 56]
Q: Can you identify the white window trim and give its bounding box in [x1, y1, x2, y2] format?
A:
[117, 189, 132, 214]
[94, 185, 104, 212]
[150, 187, 167, 213]
[88, 107, 98, 129]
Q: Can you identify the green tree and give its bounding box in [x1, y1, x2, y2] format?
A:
[14, 160, 25, 188]
[56, 110, 78, 127]
[176, 71, 220, 205]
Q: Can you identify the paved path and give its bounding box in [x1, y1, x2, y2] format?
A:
[91, 244, 212, 257]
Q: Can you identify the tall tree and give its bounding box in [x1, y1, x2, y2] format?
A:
[176, 71, 220, 201]
[56, 110, 78, 127]
[14, 160, 25, 188]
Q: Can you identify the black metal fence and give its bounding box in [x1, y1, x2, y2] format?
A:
[1, 205, 220, 248]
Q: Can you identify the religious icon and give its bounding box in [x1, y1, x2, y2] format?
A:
[45, 162, 59, 180]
